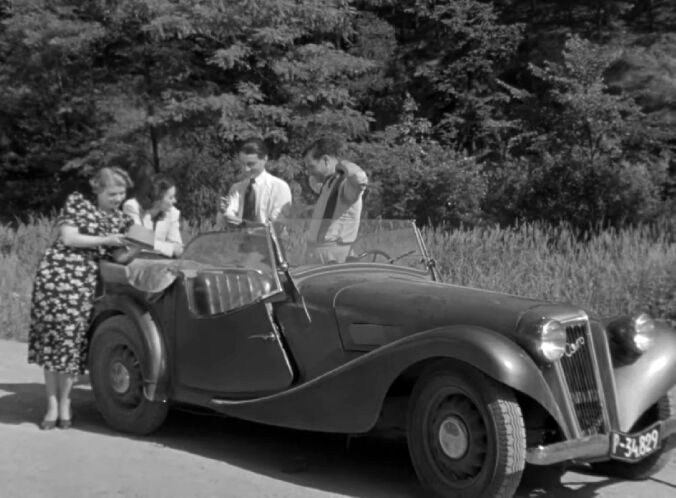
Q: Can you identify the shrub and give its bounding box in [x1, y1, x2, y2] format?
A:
[349, 140, 487, 227]
[485, 152, 667, 229]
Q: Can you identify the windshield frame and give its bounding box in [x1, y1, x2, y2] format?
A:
[182, 219, 436, 283]
[269, 218, 436, 279]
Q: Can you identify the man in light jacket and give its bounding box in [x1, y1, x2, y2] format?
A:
[303, 136, 368, 263]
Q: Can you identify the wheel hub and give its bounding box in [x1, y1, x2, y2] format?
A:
[110, 360, 131, 394]
[438, 415, 470, 460]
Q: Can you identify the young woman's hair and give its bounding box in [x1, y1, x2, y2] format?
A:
[89, 167, 133, 194]
[138, 175, 176, 211]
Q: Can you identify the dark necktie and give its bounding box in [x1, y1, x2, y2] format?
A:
[316, 171, 344, 242]
[242, 178, 256, 222]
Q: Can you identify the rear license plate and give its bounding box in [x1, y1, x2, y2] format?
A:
[609, 422, 662, 462]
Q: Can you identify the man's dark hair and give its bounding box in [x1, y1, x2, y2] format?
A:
[239, 138, 268, 159]
[303, 136, 343, 160]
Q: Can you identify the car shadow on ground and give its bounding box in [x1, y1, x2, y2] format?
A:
[0, 380, 652, 498]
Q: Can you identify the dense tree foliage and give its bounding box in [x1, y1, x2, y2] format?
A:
[1, 0, 675, 229]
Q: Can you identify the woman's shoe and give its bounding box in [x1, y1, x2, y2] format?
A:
[57, 409, 73, 429]
[57, 404, 73, 429]
[40, 419, 57, 430]
[57, 418, 72, 429]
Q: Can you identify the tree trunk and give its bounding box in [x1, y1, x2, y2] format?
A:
[149, 120, 160, 173]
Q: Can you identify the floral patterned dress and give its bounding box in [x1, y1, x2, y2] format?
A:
[27, 192, 132, 375]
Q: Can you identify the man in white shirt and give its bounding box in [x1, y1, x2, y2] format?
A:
[303, 136, 368, 263]
[217, 138, 292, 227]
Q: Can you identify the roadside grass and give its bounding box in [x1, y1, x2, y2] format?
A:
[1, 217, 675, 341]
[0, 216, 56, 342]
[425, 223, 676, 321]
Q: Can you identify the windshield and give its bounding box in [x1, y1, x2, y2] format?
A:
[273, 219, 427, 271]
[182, 226, 276, 275]
[181, 219, 429, 274]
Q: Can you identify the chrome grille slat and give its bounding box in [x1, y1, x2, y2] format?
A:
[560, 322, 606, 436]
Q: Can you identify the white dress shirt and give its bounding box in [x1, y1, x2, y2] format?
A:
[221, 170, 292, 224]
[122, 198, 183, 257]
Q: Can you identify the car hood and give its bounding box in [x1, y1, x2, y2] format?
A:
[295, 266, 582, 348]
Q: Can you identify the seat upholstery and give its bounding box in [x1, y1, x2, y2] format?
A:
[189, 269, 273, 316]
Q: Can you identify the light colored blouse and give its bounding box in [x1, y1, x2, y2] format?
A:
[122, 198, 183, 257]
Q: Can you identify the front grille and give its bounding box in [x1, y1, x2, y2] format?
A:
[560, 323, 605, 436]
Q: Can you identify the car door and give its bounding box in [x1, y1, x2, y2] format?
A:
[173, 269, 294, 395]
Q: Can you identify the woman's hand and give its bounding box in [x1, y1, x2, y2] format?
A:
[112, 246, 141, 264]
[218, 196, 229, 215]
[103, 234, 126, 247]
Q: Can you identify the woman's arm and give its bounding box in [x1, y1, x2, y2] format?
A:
[156, 209, 184, 258]
[60, 225, 125, 248]
[122, 199, 143, 225]
[166, 209, 183, 245]
[152, 240, 181, 258]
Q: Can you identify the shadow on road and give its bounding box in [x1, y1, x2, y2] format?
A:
[0, 381, 642, 498]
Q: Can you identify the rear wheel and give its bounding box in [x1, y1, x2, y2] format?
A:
[89, 315, 168, 435]
[590, 393, 674, 480]
[407, 364, 526, 498]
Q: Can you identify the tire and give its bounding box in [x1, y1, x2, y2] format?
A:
[89, 315, 169, 435]
[407, 363, 526, 498]
[590, 393, 675, 480]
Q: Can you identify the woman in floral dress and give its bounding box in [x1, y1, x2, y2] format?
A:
[28, 167, 134, 430]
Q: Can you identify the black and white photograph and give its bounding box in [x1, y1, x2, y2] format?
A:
[1, 1, 676, 497]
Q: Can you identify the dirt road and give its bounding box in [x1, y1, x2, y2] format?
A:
[1, 338, 675, 498]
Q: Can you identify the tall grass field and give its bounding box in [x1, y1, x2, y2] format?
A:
[1, 217, 675, 341]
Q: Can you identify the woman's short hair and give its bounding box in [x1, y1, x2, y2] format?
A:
[89, 167, 133, 194]
[138, 175, 176, 211]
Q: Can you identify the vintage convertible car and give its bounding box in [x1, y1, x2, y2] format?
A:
[89, 219, 676, 498]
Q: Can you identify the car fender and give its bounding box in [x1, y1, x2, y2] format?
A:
[211, 325, 566, 433]
[90, 295, 168, 402]
[614, 321, 676, 431]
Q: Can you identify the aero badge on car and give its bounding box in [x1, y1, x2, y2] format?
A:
[565, 336, 585, 358]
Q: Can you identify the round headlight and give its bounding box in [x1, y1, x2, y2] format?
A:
[536, 319, 566, 362]
[629, 313, 655, 353]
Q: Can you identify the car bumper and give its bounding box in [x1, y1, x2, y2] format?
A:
[526, 418, 676, 465]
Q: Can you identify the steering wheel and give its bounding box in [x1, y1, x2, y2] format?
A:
[353, 249, 394, 263]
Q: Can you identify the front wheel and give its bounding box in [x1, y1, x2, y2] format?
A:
[407, 364, 526, 498]
[89, 315, 169, 435]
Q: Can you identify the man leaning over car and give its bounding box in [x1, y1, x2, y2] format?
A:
[303, 136, 368, 264]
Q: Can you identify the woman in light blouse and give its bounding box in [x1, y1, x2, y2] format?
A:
[122, 175, 183, 258]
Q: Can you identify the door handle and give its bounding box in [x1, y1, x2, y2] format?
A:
[248, 332, 277, 342]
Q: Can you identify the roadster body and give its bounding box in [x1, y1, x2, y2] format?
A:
[89, 219, 676, 498]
